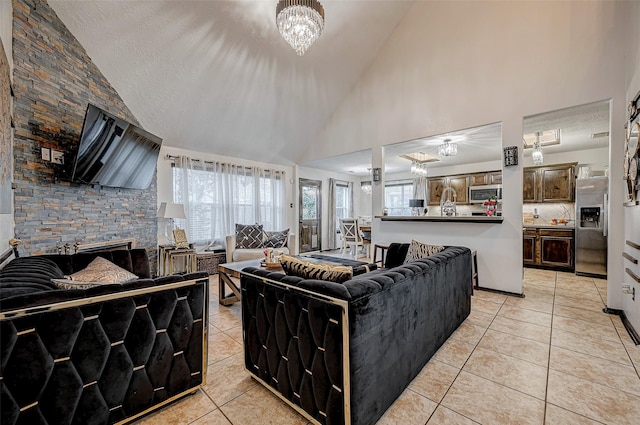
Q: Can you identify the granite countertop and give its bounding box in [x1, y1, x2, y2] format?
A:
[523, 223, 575, 229]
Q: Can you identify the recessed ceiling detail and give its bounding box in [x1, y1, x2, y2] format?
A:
[523, 129, 560, 149]
[400, 152, 440, 163]
[590, 131, 610, 139]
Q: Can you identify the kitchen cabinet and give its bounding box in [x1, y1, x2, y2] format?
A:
[523, 163, 576, 203]
[427, 176, 468, 206]
[523, 229, 537, 265]
[468, 171, 503, 186]
[523, 227, 574, 271]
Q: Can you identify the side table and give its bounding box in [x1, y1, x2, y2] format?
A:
[373, 243, 389, 268]
[158, 245, 197, 276]
[196, 250, 226, 275]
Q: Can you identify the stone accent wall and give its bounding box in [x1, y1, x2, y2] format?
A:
[11, 0, 157, 269]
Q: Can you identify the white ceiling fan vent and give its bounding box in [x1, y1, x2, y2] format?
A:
[590, 131, 609, 139]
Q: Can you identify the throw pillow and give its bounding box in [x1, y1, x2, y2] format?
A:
[404, 239, 444, 263]
[67, 256, 138, 284]
[51, 278, 106, 290]
[264, 229, 289, 248]
[280, 255, 353, 284]
[235, 223, 264, 249]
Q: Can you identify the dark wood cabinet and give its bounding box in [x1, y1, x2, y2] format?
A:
[524, 227, 574, 271]
[468, 171, 503, 186]
[523, 163, 575, 203]
[523, 229, 537, 264]
[523, 168, 538, 203]
[427, 177, 446, 206]
[449, 176, 469, 204]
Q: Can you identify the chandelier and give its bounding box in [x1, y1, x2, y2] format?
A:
[438, 139, 457, 157]
[276, 0, 325, 56]
[361, 181, 372, 195]
[410, 161, 428, 177]
[532, 132, 544, 165]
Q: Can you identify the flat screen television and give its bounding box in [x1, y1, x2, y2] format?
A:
[71, 104, 162, 190]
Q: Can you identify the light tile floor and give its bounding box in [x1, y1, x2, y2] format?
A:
[135, 268, 640, 425]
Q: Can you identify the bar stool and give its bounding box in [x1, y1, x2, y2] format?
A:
[374, 243, 389, 268]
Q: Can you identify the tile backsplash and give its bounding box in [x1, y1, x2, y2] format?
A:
[522, 203, 575, 225]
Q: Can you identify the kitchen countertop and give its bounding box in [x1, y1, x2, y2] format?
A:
[523, 223, 575, 229]
[377, 215, 503, 223]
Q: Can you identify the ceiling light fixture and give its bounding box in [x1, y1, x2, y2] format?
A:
[410, 161, 428, 177]
[438, 139, 458, 157]
[361, 181, 372, 195]
[532, 132, 544, 165]
[276, 0, 325, 56]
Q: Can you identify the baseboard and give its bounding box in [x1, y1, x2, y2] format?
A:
[603, 308, 640, 345]
[474, 285, 525, 298]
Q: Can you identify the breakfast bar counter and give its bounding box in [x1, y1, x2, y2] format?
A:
[376, 215, 504, 223]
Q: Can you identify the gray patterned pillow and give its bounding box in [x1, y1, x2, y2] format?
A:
[280, 255, 353, 284]
[264, 229, 289, 248]
[235, 223, 265, 249]
[70, 256, 137, 283]
[404, 239, 444, 263]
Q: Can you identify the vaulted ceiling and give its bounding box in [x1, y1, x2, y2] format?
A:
[49, 0, 415, 166]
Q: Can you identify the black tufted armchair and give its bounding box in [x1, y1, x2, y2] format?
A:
[241, 245, 472, 425]
[0, 250, 209, 425]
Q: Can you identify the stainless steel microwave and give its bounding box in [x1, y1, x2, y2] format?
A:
[469, 184, 502, 204]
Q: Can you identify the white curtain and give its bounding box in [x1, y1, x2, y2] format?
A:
[173, 156, 286, 246]
[413, 177, 428, 202]
[328, 178, 337, 249]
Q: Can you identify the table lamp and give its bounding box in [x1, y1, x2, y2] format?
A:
[157, 202, 186, 245]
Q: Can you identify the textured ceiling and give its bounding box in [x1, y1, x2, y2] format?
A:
[48, 0, 415, 166]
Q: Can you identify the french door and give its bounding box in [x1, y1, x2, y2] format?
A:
[299, 178, 321, 253]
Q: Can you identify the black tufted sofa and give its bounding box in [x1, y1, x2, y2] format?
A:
[240, 244, 472, 425]
[0, 249, 209, 425]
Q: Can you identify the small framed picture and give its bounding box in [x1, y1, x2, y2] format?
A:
[173, 228, 189, 248]
[503, 145, 518, 167]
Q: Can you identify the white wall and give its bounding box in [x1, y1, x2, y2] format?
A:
[297, 166, 362, 251]
[305, 1, 629, 295]
[0, 0, 13, 255]
[622, 1, 640, 332]
[521, 147, 609, 173]
[156, 145, 295, 246]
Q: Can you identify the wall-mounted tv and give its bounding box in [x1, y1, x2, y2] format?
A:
[71, 104, 162, 190]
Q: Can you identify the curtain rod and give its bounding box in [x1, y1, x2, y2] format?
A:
[165, 154, 285, 174]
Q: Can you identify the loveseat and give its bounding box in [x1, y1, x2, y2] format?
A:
[0, 249, 209, 425]
[225, 231, 295, 263]
[240, 244, 471, 425]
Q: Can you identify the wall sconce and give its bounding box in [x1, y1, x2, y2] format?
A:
[503, 146, 518, 167]
[372, 167, 382, 182]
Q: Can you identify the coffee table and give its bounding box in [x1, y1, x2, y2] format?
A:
[217, 259, 282, 305]
[217, 255, 372, 305]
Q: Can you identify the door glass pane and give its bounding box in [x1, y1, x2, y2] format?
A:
[302, 186, 318, 220]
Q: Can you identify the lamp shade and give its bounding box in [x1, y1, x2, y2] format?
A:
[157, 202, 186, 219]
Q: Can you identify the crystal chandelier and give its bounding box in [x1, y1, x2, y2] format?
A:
[410, 161, 428, 177]
[532, 132, 544, 165]
[438, 139, 457, 157]
[276, 0, 325, 56]
[361, 181, 372, 195]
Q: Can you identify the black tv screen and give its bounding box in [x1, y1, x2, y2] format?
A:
[71, 104, 162, 189]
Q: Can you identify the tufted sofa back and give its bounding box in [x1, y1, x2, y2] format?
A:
[241, 246, 472, 425]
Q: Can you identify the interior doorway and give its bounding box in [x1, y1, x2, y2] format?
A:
[299, 178, 322, 253]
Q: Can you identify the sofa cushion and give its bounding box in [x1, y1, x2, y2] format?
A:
[280, 255, 353, 284]
[263, 229, 289, 248]
[232, 247, 290, 262]
[51, 278, 109, 290]
[235, 223, 264, 249]
[67, 257, 138, 284]
[404, 239, 444, 263]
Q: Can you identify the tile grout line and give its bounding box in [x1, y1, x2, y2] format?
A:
[424, 292, 506, 424]
[541, 271, 558, 425]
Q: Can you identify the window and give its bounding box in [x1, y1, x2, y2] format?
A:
[173, 162, 286, 245]
[335, 183, 351, 230]
[385, 182, 413, 216]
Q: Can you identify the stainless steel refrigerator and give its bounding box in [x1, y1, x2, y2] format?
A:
[575, 176, 608, 277]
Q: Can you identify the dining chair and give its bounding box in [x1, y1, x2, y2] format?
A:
[339, 218, 363, 258]
[357, 220, 372, 259]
